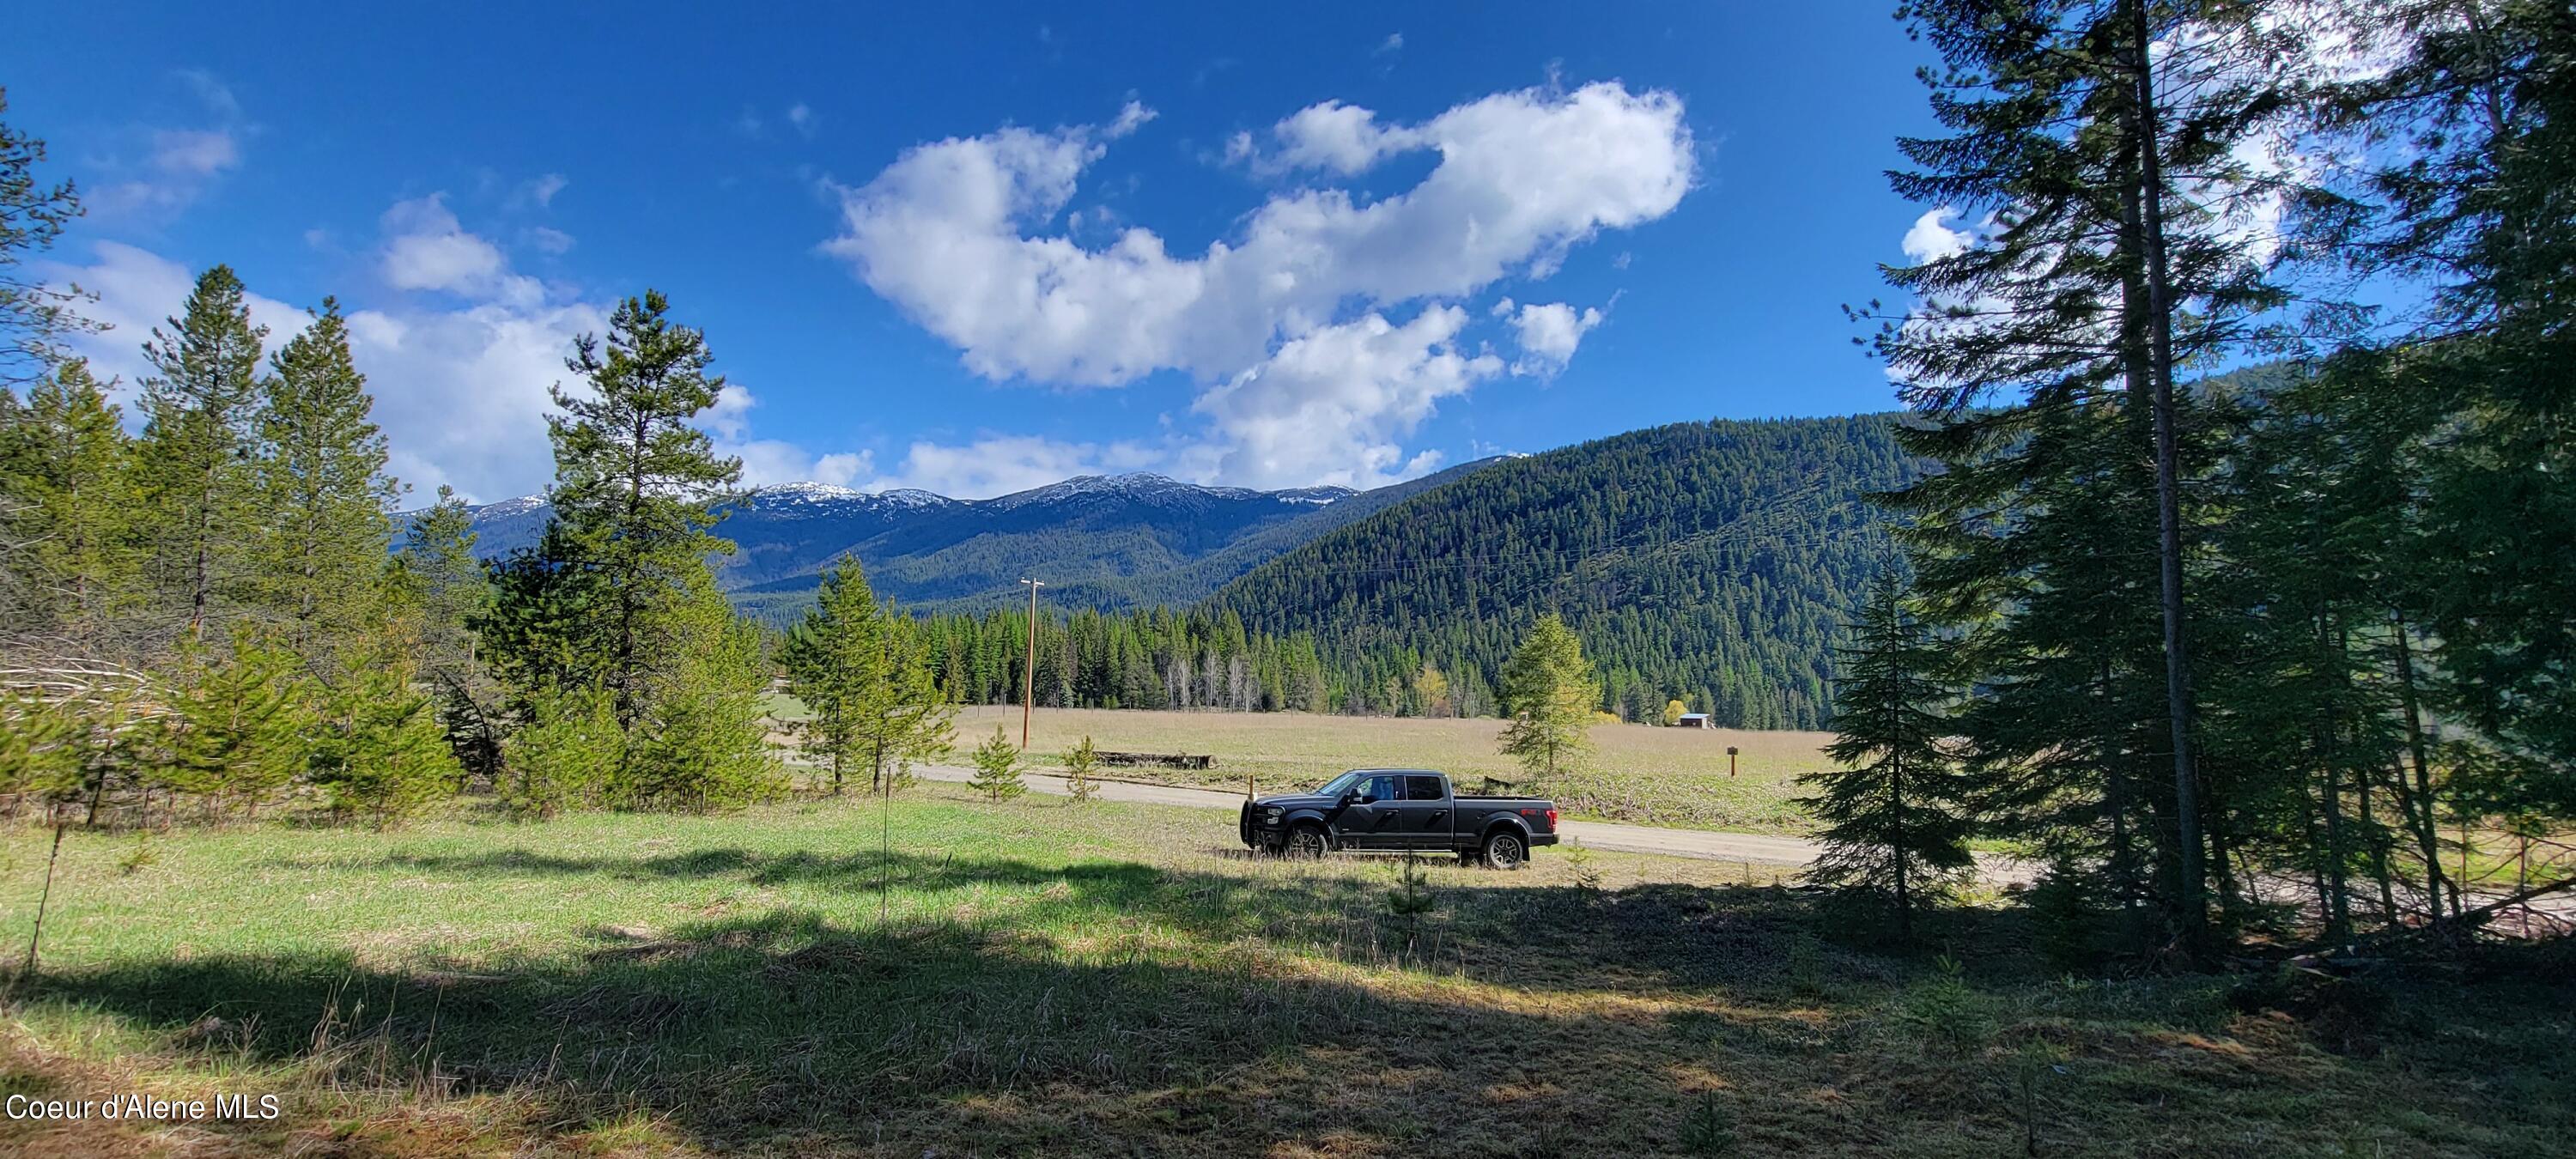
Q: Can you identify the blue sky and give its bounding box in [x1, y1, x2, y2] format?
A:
[9, 3, 1944, 502]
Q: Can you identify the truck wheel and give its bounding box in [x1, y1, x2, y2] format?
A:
[1482, 831, 1527, 871]
[1285, 823, 1330, 859]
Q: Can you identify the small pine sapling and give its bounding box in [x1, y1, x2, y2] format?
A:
[967, 725, 1027, 802]
[1062, 735, 1100, 802]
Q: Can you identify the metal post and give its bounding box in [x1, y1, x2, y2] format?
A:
[1728, 745, 1740, 778]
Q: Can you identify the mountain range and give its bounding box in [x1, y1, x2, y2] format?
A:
[447, 459, 1504, 621]
[439, 414, 1918, 729]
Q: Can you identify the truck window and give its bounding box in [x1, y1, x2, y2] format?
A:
[1404, 774, 1445, 801]
[1358, 774, 1399, 803]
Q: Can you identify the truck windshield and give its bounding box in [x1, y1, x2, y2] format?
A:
[1315, 771, 1367, 797]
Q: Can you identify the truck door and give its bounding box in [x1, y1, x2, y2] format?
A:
[1336, 774, 1404, 848]
[1392, 774, 1455, 850]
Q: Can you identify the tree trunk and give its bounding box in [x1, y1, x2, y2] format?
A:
[2129, 0, 2208, 961]
[2388, 615, 2455, 920]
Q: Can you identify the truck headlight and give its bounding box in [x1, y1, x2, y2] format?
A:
[1261, 807, 1283, 824]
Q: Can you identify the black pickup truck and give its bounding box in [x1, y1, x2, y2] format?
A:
[1239, 768, 1561, 869]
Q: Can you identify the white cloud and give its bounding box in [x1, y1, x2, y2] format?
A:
[787, 103, 817, 137]
[862, 435, 1156, 500]
[87, 73, 252, 221]
[1377, 33, 1405, 54]
[1900, 207, 1973, 264]
[523, 173, 569, 209]
[149, 130, 240, 177]
[378, 194, 543, 308]
[44, 209, 866, 505]
[1506, 300, 1602, 374]
[1190, 307, 1501, 488]
[1267, 100, 1413, 174]
[526, 226, 575, 255]
[826, 82, 1692, 486]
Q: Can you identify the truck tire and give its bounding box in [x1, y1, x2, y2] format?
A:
[1285, 822, 1330, 859]
[1482, 830, 1528, 871]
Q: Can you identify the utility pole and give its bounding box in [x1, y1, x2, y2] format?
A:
[1018, 578, 1045, 749]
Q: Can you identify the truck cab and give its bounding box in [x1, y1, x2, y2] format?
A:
[1239, 768, 1561, 869]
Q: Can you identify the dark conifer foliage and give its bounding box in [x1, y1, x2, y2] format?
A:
[1205, 416, 1920, 729]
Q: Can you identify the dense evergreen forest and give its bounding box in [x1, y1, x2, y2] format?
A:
[1203, 416, 1919, 729]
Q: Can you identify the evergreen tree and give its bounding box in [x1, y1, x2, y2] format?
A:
[389, 485, 501, 782]
[502, 685, 617, 820]
[155, 628, 313, 818]
[544, 289, 743, 729]
[0, 87, 100, 386]
[2318, 1, 2576, 799]
[1498, 613, 1600, 781]
[1, 360, 137, 649]
[1867, 0, 2316, 958]
[967, 725, 1027, 802]
[781, 556, 953, 794]
[252, 298, 397, 662]
[1801, 576, 1977, 942]
[1062, 734, 1100, 802]
[135, 266, 267, 646]
[615, 572, 781, 812]
[310, 639, 458, 827]
[478, 521, 613, 697]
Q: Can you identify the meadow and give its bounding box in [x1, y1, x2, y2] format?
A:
[777, 700, 1834, 836]
[3, 786, 2570, 1156]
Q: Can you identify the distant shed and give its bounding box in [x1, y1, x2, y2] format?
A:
[1675, 713, 1715, 730]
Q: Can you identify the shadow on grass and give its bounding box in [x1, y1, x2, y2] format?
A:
[20, 841, 2576, 1156]
[329, 844, 1894, 998]
[22, 901, 1739, 1156]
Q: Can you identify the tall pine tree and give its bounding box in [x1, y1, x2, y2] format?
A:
[252, 297, 398, 663]
[135, 265, 266, 648]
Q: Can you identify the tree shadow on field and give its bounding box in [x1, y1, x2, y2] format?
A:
[343, 844, 1867, 998]
[21, 843, 2576, 1156]
[24, 902, 1756, 1156]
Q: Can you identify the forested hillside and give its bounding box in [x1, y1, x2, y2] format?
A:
[1206, 416, 1921, 729]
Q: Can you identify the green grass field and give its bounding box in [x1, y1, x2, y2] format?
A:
[4, 788, 2570, 1156]
[768, 699, 1833, 835]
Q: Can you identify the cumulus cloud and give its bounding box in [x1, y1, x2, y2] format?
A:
[863, 435, 1158, 499]
[48, 196, 871, 503]
[825, 82, 1692, 487]
[379, 194, 544, 309]
[1900, 207, 1973, 264]
[1192, 306, 1499, 488]
[1506, 301, 1603, 375]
